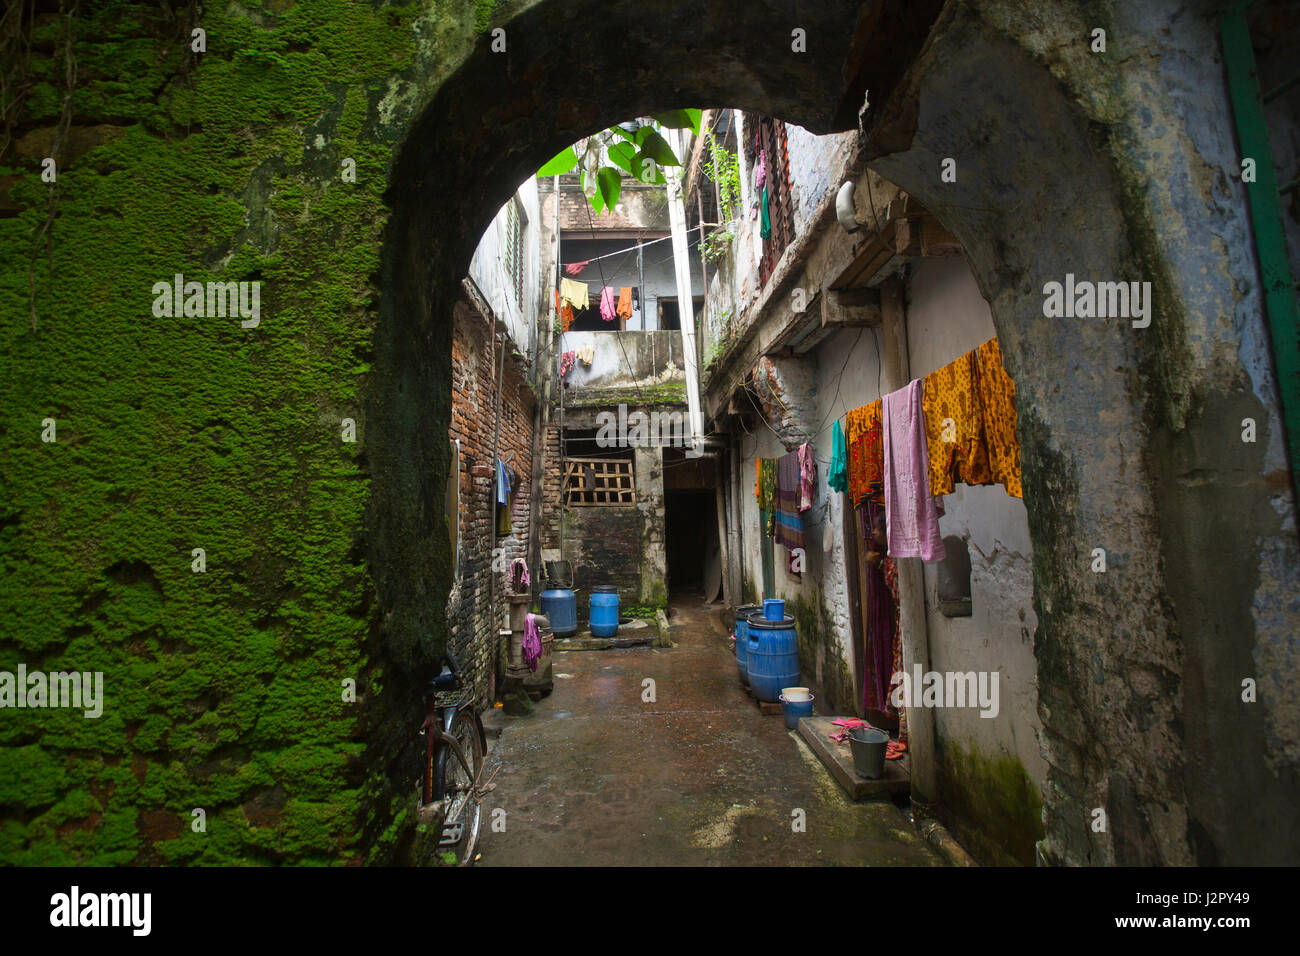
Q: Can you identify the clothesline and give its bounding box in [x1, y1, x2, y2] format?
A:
[561, 222, 709, 270]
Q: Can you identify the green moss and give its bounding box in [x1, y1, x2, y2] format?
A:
[935, 738, 1044, 866]
[0, 0, 457, 866]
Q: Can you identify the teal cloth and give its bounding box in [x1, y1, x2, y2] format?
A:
[760, 185, 771, 239]
[828, 419, 848, 493]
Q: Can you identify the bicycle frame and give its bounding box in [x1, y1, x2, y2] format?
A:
[419, 697, 481, 807]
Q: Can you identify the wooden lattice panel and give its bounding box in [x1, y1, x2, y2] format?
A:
[564, 457, 635, 506]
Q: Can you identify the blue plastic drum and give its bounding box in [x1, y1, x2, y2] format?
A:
[590, 586, 620, 638]
[746, 615, 800, 703]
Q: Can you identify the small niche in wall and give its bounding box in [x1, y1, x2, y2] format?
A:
[937, 535, 972, 618]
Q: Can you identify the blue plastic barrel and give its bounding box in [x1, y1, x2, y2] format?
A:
[746, 615, 799, 703]
[540, 588, 577, 637]
[590, 586, 620, 638]
[763, 598, 786, 621]
[733, 605, 762, 685]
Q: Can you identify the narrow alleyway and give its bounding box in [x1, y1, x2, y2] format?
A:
[479, 599, 944, 866]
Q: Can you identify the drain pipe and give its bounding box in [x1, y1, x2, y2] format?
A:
[878, 275, 938, 819]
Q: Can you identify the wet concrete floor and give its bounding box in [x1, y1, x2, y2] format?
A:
[478, 597, 945, 866]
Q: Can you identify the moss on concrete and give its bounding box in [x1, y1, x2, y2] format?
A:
[935, 737, 1044, 867]
[0, 0, 459, 866]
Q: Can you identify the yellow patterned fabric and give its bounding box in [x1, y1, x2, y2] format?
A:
[846, 402, 878, 445]
[975, 337, 1022, 498]
[922, 350, 991, 496]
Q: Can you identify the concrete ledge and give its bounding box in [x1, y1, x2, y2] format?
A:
[797, 715, 910, 800]
[552, 632, 655, 651]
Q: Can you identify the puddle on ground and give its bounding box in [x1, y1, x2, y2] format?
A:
[553, 711, 572, 719]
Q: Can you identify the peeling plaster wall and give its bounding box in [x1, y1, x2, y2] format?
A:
[906, 256, 1045, 865]
[785, 123, 857, 233]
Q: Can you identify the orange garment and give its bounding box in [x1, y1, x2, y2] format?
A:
[846, 402, 878, 445]
[922, 350, 991, 496]
[847, 400, 883, 506]
[553, 289, 575, 332]
[974, 337, 1022, 498]
[617, 287, 633, 319]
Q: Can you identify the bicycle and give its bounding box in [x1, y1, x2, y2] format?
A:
[417, 650, 489, 865]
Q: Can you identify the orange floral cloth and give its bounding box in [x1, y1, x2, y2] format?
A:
[922, 350, 990, 496]
[920, 338, 1022, 499]
[847, 400, 883, 506]
[846, 402, 877, 444]
[975, 337, 1022, 498]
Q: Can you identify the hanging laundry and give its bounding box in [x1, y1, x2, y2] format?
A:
[496, 458, 510, 506]
[882, 380, 946, 561]
[522, 613, 542, 672]
[554, 290, 575, 332]
[755, 148, 767, 189]
[576, 345, 594, 366]
[564, 261, 589, 276]
[559, 350, 576, 377]
[847, 402, 877, 444]
[922, 349, 991, 496]
[757, 458, 778, 536]
[773, 451, 805, 554]
[974, 337, 1023, 498]
[760, 185, 771, 240]
[828, 419, 848, 493]
[847, 400, 884, 507]
[510, 557, 530, 590]
[797, 442, 816, 511]
[599, 286, 617, 322]
[859, 501, 900, 737]
[616, 286, 633, 319]
[559, 277, 590, 311]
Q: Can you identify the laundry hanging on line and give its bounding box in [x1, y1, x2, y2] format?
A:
[599, 286, 617, 323]
[559, 277, 589, 311]
[882, 379, 946, 562]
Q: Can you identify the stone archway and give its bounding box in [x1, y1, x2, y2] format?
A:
[367, 0, 1299, 866]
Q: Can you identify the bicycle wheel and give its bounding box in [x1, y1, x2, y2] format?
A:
[431, 706, 484, 864]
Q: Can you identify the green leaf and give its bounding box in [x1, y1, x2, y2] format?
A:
[607, 141, 635, 173]
[637, 129, 680, 166]
[612, 126, 637, 143]
[596, 167, 622, 211]
[653, 109, 702, 135]
[630, 153, 667, 185]
[537, 146, 577, 177]
[581, 172, 606, 214]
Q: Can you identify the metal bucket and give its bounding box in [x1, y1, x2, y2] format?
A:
[849, 726, 889, 779]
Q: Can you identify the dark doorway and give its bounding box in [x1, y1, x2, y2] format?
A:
[664, 489, 717, 599]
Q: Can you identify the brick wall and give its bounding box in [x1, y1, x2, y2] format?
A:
[447, 297, 536, 701]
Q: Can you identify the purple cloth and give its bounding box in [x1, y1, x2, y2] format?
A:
[599, 286, 617, 322]
[882, 380, 945, 561]
[859, 501, 895, 714]
[755, 148, 767, 189]
[523, 613, 541, 673]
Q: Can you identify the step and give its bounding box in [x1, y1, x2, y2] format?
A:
[797, 715, 910, 800]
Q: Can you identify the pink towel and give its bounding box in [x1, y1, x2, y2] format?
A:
[882, 380, 946, 562]
[523, 613, 542, 672]
[565, 261, 589, 276]
[599, 286, 617, 322]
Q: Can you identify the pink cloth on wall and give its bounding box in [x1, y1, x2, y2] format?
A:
[882, 380, 946, 562]
[797, 442, 816, 511]
[599, 286, 617, 322]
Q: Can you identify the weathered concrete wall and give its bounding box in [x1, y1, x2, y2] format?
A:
[906, 256, 1045, 866]
[785, 123, 858, 234]
[861, 0, 1300, 864]
[468, 179, 543, 355]
[557, 330, 685, 388]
